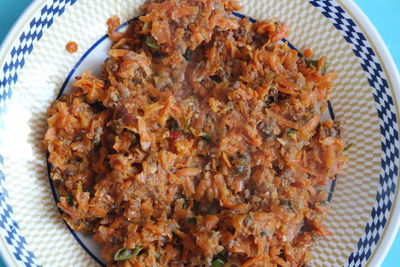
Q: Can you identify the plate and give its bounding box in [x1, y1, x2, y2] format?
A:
[0, 0, 399, 266]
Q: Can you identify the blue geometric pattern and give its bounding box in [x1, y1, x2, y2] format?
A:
[309, 1, 399, 266]
[0, 0, 398, 266]
[0, 0, 77, 266]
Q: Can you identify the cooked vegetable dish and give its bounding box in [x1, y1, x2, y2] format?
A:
[44, 0, 346, 266]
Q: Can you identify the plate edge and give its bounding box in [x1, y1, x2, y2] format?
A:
[338, 0, 400, 266]
[0, 1, 48, 266]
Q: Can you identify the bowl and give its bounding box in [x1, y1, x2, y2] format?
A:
[0, 0, 399, 266]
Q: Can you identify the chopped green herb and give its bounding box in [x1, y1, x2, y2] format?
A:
[187, 217, 197, 224]
[303, 117, 309, 123]
[344, 143, 353, 151]
[281, 200, 291, 207]
[183, 49, 192, 60]
[284, 102, 290, 107]
[321, 61, 329, 75]
[182, 199, 189, 209]
[306, 59, 319, 68]
[211, 259, 224, 267]
[260, 230, 267, 236]
[306, 59, 328, 74]
[142, 22, 150, 31]
[214, 249, 229, 262]
[145, 36, 160, 51]
[114, 246, 142, 261]
[286, 128, 296, 137]
[311, 233, 318, 240]
[66, 193, 74, 206]
[201, 135, 213, 143]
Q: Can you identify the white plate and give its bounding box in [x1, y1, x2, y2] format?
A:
[0, 0, 399, 266]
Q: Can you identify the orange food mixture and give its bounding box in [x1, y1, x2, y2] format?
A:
[45, 0, 346, 266]
[66, 41, 78, 53]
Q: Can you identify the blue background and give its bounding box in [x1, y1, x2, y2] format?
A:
[0, 0, 399, 266]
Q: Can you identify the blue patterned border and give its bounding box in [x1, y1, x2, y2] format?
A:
[0, 0, 398, 266]
[309, 1, 399, 266]
[0, 0, 77, 266]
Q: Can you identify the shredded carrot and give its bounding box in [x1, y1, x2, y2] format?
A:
[65, 41, 78, 53]
[303, 48, 313, 59]
[268, 110, 300, 129]
[44, 0, 346, 266]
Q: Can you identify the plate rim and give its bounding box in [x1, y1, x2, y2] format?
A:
[0, 1, 46, 265]
[0, 0, 399, 266]
[338, 0, 400, 265]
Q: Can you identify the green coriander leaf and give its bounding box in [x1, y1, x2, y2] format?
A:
[183, 49, 192, 60]
[142, 22, 150, 31]
[344, 143, 353, 151]
[306, 59, 319, 68]
[260, 230, 267, 236]
[187, 217, 197, 225]
[66, 193, 74, 207]
[114, 246, 142, 261]
[286, 128, 296, 137]
[145, 36, 160, 51]
[201, 135, 213, 143]
[211, 259, 224, 267]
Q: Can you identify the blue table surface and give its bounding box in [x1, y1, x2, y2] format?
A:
[0, 0, 399, 266]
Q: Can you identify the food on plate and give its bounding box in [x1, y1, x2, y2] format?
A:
[44, 0, 346, 266]
[66, 41, 78, 53]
